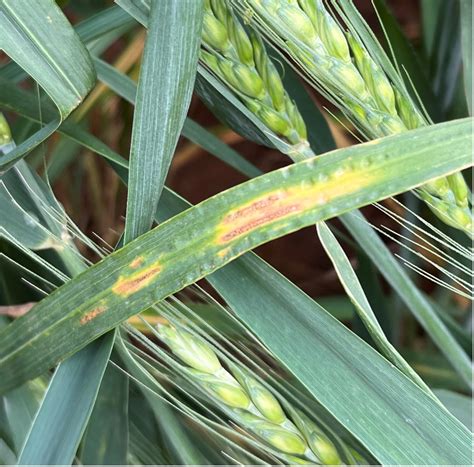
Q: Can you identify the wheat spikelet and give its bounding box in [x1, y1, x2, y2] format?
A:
[156, 321, 345, 464]
[232, 0, 472, 237]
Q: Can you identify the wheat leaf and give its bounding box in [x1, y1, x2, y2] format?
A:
[317, 221, 432, 393]
[460, 0, 473, 114]
[0, 0, 95, 171]
[17, 334, 114, 465]
[124, 0, 203, 241]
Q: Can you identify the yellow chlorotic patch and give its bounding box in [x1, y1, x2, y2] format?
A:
[129, 256, 145, 269]
[80, 304, 107, 324]
[112, 261, 162, 297]
[217, 247, 231, 258]
[216, 168, 375, 244]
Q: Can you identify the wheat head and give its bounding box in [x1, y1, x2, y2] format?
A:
[202, 0, 314, 155]
[156, 321, 346, 464]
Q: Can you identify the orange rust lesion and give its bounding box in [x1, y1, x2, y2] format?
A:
[220, 204, 301, 242]
[129, 256, 144, 269]
[225, 193, 284, 222]
[112, 261, 162, 298]
[80, 304, 107, 324]
[216, 169, 375, 244]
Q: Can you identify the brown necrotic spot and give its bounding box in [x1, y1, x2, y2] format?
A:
[112, 262, 162, 297]
[80, 305, 107, 324]
[216, 190, 303, 244]
[225, 193, 283, 222]
[216, 167, 376, 244]
[129, 256, 144, 269]
[221, 204, 301, 242]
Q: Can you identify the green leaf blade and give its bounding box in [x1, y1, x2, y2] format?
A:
[460, 0, 473, 114]
[207, 253, 471, 465]
[18, 334, 114, 465]
[124, 0, 203, 241]
[0, 0, 95, 171]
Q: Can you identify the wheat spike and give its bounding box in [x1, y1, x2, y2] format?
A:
[156, 321, 344, 464]
[232, 0, 472, 237]
[202, 0, 311, 150]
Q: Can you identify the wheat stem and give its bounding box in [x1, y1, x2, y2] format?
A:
[156, 321, 345, 464]
[232, 0, 472, 237]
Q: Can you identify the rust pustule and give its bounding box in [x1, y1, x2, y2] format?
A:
[129, 256, 144, 269]
[217, 247, 231, 258]
[225, 193, 283, 222]
[80, 305, 107, 324]
[220, 204, 301, 242]
[112, 262, 162, 297]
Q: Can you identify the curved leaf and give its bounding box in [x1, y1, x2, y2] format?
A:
[317, 222, 432, 394]
[0, 0, 95, 171]
[0, 117, 471, 393]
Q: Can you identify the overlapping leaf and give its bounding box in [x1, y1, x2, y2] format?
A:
[0, 0, 95, 171]
[0, 117, 470, 394]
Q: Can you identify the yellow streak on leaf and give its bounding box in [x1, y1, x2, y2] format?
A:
[112, 261, 162, 298]
[129, 256, 145, 269]
[80, 304, 107, 324]
[216, 167, 375, 244]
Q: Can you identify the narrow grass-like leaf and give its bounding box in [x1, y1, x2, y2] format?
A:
[115, 0, 286, 150]
[4, 76, 471, 391]
[317, 222, 432, 393]
[0, 0, 95, 171]
[204, 250, 470, 465]
[18, 334, 114, 465]
[434, 389, 472, 429]
[94, 58, 261, 178]
[0, 362, 43, 462]
[124, 0, 203, 241]
[426, 1, 463, 115]
[421, 0, 443, 59]
[0, 118, 471, 394]
[0, 5, 135, 77]
[46, 136, 82, 182]
[80, 360, 129, 464]
[0, 79, 129, 171]
[1, 121, 118, 466]
[0, 160, 69, 252]
[0, 5, 135, 84]
[277, 59, 473, 387]
[128, 388, 168, 465]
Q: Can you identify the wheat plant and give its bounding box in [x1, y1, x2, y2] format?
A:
[234, 0, 472, 236]
[155, 320, 343, 464]
[0, 0, 472, 465]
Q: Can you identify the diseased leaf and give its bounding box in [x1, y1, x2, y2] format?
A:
[0, 117, 470, 394]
